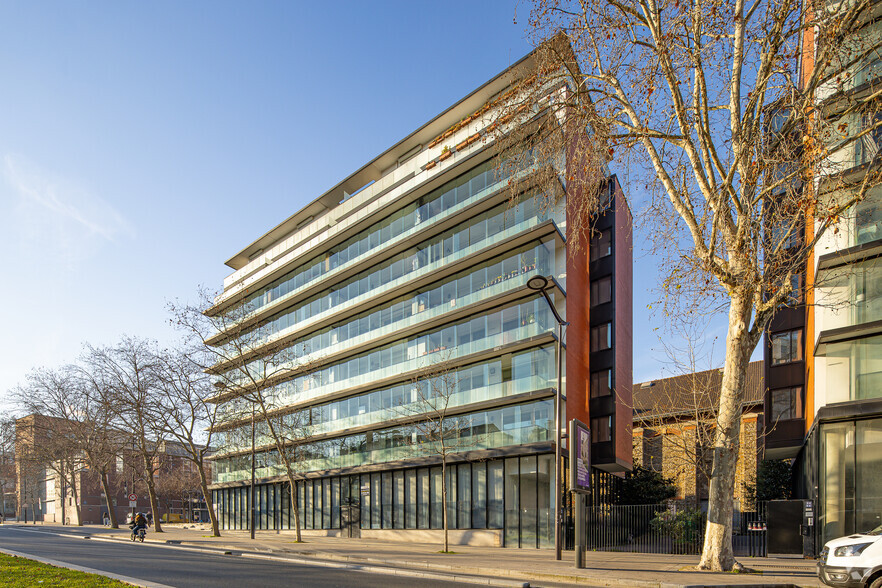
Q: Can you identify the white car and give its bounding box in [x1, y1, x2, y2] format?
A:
[819, 526, 882, 587]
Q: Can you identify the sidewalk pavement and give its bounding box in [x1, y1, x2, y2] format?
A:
[5, 522, 825, 588]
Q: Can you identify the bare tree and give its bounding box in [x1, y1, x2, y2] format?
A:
[14, 368, 88, 525]
[153, 453, 202, 522]
[85, 337, 166, 533]
[170, 288, 316, 541]
[395, 355, 480, 554]
[153, 347, 222, 536]
[632, 326, 748, 509]
[499, 0, 881, 570]
[72, 366, 128, 529]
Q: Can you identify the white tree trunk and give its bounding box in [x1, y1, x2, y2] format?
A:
[698, 293, 754, 571]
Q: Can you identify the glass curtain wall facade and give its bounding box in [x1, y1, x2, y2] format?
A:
[214, 454, 554, 548]
[202, 48, 626, 549]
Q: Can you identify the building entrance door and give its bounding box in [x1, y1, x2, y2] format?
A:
[767, 499, 807, 556]
[342, 503, 360, 538]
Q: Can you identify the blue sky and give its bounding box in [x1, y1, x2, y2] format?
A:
[0, 1, 735, 403]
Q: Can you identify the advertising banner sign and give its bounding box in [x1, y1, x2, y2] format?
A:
[569, 419, 591, 494]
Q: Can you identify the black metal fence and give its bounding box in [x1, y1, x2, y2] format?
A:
[581, 502, 769, 556]
[738, 501, 768, 557]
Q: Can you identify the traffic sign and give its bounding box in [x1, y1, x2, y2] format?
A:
[127, 493, 137, 502]
[129, 501, 137, 508]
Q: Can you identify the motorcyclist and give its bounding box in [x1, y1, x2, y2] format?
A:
[129, 512, 148, 540]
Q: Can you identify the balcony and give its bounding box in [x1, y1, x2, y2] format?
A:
[213, 161, 543, 325]
[815, 184, 882, 257]
[227, 316, 555, 419]
[212, 399, 553, 483]
[819, 112, 882, 177]
[816, 333, 882, 405]
[215, 365, 556, 456]
[816, 257, 882, 333]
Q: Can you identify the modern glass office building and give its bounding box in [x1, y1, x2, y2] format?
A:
[207, 46, 632, 548]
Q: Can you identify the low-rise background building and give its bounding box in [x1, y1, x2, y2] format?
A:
[14, 414, 209, 525]
[632, 361, 765, 511]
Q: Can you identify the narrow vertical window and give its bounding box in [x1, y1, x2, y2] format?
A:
[589, 231, 612, 261]
[771, 387, 801, 421]
[590, 369, 613, 398]
[590, 323, 612, 351]
[591, 416, 612, 442]
[771, 329, 803, 365]
[590, 275, 612, 306]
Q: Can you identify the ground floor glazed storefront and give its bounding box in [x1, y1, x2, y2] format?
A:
[797, 401, 882, 548]
[212, 453, 554, 548]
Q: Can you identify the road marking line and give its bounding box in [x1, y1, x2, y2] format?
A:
[0, 546, 176, 588]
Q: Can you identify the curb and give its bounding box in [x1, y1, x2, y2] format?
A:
[207, 546, 815, 588]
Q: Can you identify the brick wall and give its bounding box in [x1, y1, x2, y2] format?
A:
[632, 409, 762, 509]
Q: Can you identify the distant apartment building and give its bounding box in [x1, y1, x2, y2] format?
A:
[761, 0, 882, 546]
[207, 44, 633, 548]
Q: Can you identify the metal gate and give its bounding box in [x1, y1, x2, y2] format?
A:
[768, 499, 808, 556]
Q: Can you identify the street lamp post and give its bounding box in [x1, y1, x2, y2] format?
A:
[250, 403, 256, 540]
[527, 275, 568, 561]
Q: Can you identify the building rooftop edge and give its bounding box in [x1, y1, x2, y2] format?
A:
[223, 46, 543, 271]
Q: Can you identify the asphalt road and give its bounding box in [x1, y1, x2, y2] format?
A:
[0, 526, 464, 588]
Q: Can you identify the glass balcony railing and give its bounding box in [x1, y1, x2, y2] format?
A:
[225, 238, 556, 369]
[212, 399, 553, 484]
[226, 160, 541, 321]
[819, 334, 882, 404]
[214, 346, 556, 454]
[218, 185, 557, 355]
[816, 257, 882, 332]
[820, 113, 882, 175]
[817, 185, 882, 253]
[221, 240, 556, 388]
[217, 297, 554, 421]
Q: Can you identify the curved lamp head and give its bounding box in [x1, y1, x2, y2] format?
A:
[526, 275, 549, 291]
